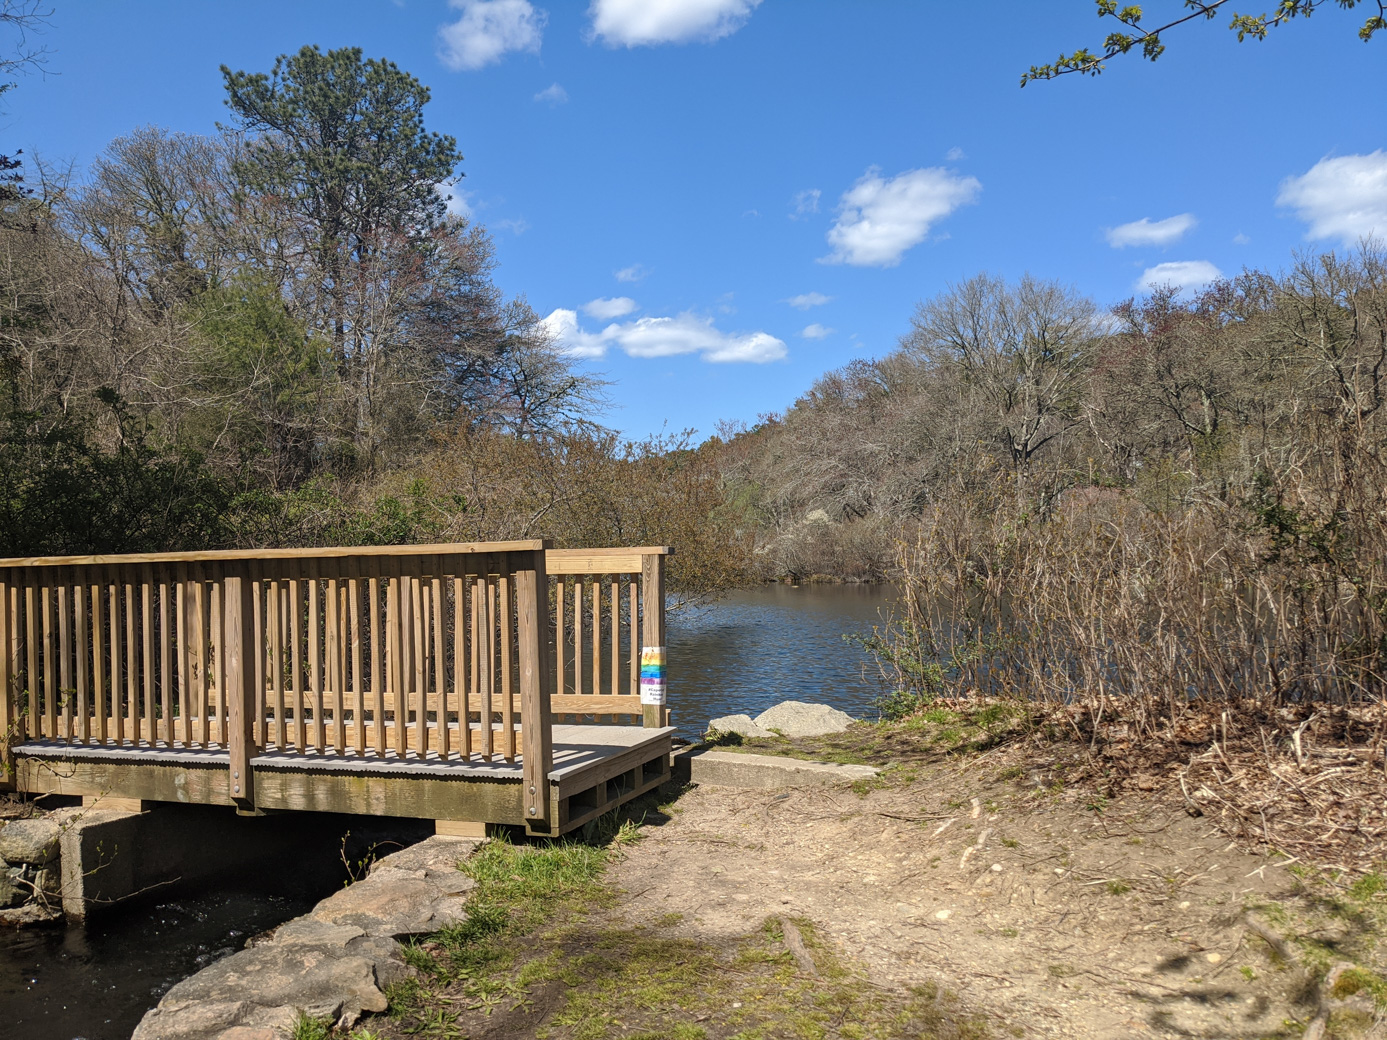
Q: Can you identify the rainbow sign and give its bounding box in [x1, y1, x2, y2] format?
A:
[639, 646, 666, 706]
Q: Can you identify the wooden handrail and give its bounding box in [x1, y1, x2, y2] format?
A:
[0, 540, 550, 570]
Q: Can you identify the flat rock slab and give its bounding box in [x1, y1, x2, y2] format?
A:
[754, 701, 857, 737]
[705, 713, 775, 739]
[685, 750, 878, 790]
[133, 835, 480, 1040]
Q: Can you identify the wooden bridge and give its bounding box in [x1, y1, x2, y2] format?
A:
[0, 541, 672, 836]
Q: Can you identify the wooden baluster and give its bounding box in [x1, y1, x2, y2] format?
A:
[572, 579, 582, 701]
[516, 548, 554, 829]
[368, 566, 383, 755]
[628, 580, 639, 700]
[389, 560, 406, 757]
[500, 562, 514, 761]
[2, 574, 20, 749]
[21, 573, 35, 738]
[251, 561, 266, 750]
[556, 579, 565, 699]
[91, 573, 106, 744]
[481, 574, 494, 761]
[290, 562, 305, 751]
[307, 560, 323, 752]
[0, 571, 11, 762]
[108, 571, 122, 743]
[193, 566, 209, 747]
[611, 579, 620, 720]
[327, 571, 342, 753]
[175, 563, 189, 746]
[431, 566, 445, 761]
[141, 564, 154, 743]
[591, 581, 600, 713]
[75, 573, 89, 742]
[124, 571, 137, 743]
[470, 575, 481, 753]
[159, 569, 172, 745]
[410, 568, 426, 758]
[210, 579, 224, 745]
[41, 582, 54, 740]
[452, 572, 466, 760]
[57, 577, 71, 740]
[349, 559, 364, 755]
[224, 568, 256, 809]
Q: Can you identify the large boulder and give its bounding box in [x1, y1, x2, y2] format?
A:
[0, 817, 63, 866]
[753, 701, 856, 738]
[705, 714, 774, 739]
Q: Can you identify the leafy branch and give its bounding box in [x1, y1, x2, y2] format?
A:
[1023, 0, 1386, 86]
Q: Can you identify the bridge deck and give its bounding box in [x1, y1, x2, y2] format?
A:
[12, 725, 674, 835]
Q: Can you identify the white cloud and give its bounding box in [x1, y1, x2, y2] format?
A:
[588, 0, 762, 46]
[945, 146, 965, 161]
[1136, 260, 1223, 293]
[1233, 232, 1251, 245]
[785, 292, 831, 310]
[534, 82, 569, 105]
[542, 309, 786, 363]
[800, 323, 834, 340]
[1277, 151, 1387, 244]
[495, 217, 529, 235]
[438, 0, 546, 71]
[1105, 213, 1198, 248]
[790, 188, 820, 220]
[582, 296, 638, 320]
[436, 182, 472, 218]
[822, 166, 981, 267]
[614, 263, 650, 283]
[540, 308, 608, 359]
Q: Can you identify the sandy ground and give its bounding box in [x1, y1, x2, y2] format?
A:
[605, 763, 1342, 1039]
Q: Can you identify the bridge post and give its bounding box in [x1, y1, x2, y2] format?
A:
[224, 569, 257, 809]
[515, 545, 554, 830]
[0, 568, 13, 788]
[641, 552, 668, 729]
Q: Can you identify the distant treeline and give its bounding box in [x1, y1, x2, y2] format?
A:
[715, 256, 1387, 712]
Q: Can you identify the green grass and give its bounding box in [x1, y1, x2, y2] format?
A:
[290, 1012, 332, 1040]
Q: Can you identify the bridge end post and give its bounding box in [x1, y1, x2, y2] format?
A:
[641, 552, 669, 729]
[517, 544, 554, 832]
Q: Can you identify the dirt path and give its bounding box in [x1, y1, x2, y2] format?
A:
[606, 764, 1337, 1038]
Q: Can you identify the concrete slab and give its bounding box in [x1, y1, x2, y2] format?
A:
[676, 749, 878, 790]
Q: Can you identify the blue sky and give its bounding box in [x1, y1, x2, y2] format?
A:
[9, 1, 1386, 439]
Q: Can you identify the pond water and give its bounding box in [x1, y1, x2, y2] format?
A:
[667, 582, 897, 738]
[0, 583, 896, 1038]
[0, 889, 314, 1040]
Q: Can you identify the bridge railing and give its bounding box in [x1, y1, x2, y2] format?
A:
[546, 547, 669, 729]
[0, 541, 670, 824]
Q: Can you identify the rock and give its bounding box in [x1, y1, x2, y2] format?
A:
[0, 866, 24, 908]
[271, 918, 365, 948]
[753, 701, 856, 738]
[309, 873, 467, 938]
[705, 714, 774, 739]
[0, 817, 63, 866]
[0, 902, 62, 927]
[135, 944, 388, 1040]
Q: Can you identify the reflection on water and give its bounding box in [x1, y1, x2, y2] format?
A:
[668, 583, 897, 738]
[0, 890, 312, 1040]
